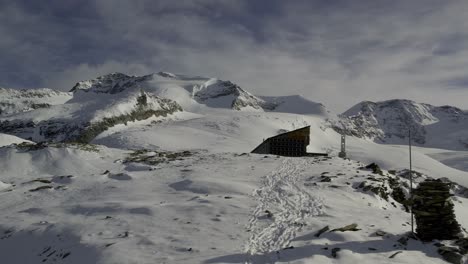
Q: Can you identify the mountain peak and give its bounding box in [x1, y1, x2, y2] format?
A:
[338, 99, 468, 150]
[156, 71, 177, 78]
[70, 72, 153, 94]
[68, 72, 270, 112]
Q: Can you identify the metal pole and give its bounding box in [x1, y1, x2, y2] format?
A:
[409, 129, 414, 235]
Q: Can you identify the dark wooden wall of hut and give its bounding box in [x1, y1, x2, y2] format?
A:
[251, 126, 310, 157]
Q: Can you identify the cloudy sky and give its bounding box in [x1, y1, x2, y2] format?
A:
[2, 0, 468, 112]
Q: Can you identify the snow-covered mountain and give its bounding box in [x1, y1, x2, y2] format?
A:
[70, 72, 269, 111]
[335, 99, 468, 150]
[0, 87, 71, 116]
[2, 72, 468, 264]
[70, 72, 332, 114]
[0, 72, 332, 143]
[0, 87, 181, 142]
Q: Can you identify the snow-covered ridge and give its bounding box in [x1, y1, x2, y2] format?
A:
[0, 89, 182, 143]
[0, 87, 72, 116]
[71, 72, 268, 111]
[71, 72, 153, 94]
[337, 99, 468, 150]
[192, 79, 266, 110]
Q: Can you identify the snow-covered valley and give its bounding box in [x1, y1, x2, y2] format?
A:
[1, 72, 468, 264]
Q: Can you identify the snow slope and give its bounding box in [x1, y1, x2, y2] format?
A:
[0, 144, 459, 264]
[93, 110, 331, 153]
[0, 133, 33, 147]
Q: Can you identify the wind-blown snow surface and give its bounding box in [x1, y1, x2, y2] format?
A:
[0, 144, 458, 264]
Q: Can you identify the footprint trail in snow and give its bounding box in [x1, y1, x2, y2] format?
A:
[244, 158, 324, 259]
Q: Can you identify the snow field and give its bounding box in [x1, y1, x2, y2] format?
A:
[0, 144, 459, 263]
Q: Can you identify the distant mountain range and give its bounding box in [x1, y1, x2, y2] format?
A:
[1, 72, 467, 150]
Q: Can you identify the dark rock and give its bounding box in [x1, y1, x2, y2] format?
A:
[438, 247, 463, 264]
[455, 238, 468, 254]
[375, 230, 386, 236]
[389, 251, 403, 259]
[314, 226, 330, 237]
[331, 247, 341, 258]
[29, 185, 53, 192]
[62, 252, 71, 259]
[108, 173, 132, 181]
[364, 163, 383, 175]
[29, 178, 52, 184]
[331, 223, 360, 232]
[320, 176, 332, 182]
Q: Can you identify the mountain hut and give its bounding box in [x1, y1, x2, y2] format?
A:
[251, 126, 311, 157]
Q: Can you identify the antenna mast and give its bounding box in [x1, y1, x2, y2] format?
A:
[409, 128, 414, 235]
[338, 122, 347, 159]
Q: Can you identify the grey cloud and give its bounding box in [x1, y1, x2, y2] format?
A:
[441, 76, 468, 89]
[1, 0, 468, 112]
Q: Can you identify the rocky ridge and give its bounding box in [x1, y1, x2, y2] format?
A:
[71, 72, 269, 111]
[0, 90, 181, 143]
[0, 88, 72, 116]
[333, 99, 468, 150]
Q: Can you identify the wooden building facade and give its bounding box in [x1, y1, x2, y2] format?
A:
[251, 126, 310, 157]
